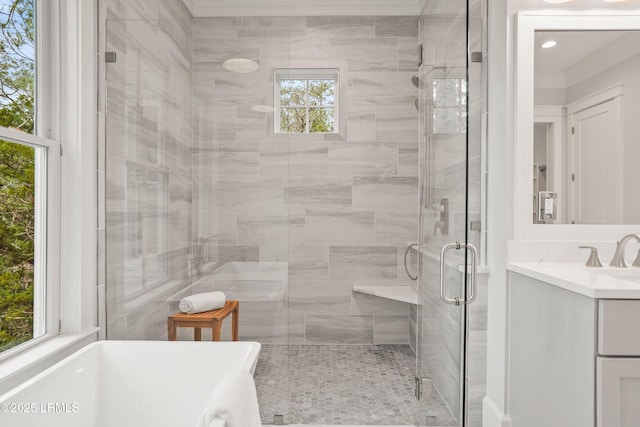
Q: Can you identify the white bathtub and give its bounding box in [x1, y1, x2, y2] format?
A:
[0, 340, 261, 427]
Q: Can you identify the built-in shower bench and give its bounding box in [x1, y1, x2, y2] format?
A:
[352, 285, 419, 305]
[352, 243, 489, 306]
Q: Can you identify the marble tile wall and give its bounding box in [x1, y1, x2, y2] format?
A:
[103, 0, 194, 340]
[416, 0, 486, 425]
[192, 16, 420, 344]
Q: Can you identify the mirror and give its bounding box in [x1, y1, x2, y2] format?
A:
[533, 29, 640, 225]
[515, 14, 640, 241]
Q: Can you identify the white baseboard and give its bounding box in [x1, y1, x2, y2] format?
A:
[483, 396, 512, 427]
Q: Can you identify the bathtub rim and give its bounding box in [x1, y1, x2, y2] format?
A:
[0, 340, 262, 404]
[0, 329, 99, 397]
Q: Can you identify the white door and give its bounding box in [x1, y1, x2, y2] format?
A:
[569, 98, 622, 224]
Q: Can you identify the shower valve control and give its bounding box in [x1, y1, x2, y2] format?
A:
[432, 198, 449, 236]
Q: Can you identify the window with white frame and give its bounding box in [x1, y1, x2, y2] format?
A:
[0, 0, 59, 357]
[275, 69, 339, 134]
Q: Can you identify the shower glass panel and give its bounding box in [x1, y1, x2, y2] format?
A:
[282, 14, 421, 426]
[190, 17, 293, 423]
[190, 17, 290, 346]
[104, 18, 195, 339]
[417, 0, 483, 425]
[103, 7, 484, 426]
[104, 16, 291, 361]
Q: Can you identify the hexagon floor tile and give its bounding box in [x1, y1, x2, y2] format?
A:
[254, 345, 457, 426]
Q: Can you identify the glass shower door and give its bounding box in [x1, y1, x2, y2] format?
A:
[416, 0, 482, 425]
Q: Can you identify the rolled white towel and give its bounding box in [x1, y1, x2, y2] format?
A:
[196, 371, 262, 427]
[179, 291, 226, 314]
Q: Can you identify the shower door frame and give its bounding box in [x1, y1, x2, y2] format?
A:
[416, 0, 482, 425]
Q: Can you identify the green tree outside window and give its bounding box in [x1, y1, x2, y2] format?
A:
[0, 0, 36, 352]
[279, 77, 336, 133]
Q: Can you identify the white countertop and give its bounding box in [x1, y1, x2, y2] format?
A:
[508, 262, 640, 299]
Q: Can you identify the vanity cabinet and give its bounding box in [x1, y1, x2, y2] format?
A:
[597, 300, 640, 427]
[508, 271, 640, 427]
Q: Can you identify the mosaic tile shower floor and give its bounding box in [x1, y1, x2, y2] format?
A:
[254, 344, 457, 426]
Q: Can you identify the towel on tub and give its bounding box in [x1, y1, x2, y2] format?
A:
[179, 291, 226, 314]
[196, 370, 262, 427]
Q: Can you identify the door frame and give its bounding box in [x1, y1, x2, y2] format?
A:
[534, 106, 564, 223]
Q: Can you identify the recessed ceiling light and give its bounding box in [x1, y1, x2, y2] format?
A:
[541, 41, 557, 48]
[543, 0, 574, 3]
[222, 58, 259, 73]
[251, 105, 275, 113]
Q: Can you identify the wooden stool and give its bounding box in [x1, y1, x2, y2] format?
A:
[167, 300, 239, 341]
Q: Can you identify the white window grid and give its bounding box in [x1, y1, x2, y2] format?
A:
[274, 68, 339, 134]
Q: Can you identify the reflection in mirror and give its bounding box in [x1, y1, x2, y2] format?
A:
[533, 30, 640, 224]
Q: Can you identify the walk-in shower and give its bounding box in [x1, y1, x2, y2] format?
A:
[101, 0, 486, 425]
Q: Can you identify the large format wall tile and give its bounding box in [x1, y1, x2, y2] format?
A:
[350, 71, 417, 107]
[215, 177, 284, 213]
[375, 16, 419, 37]
[305, 315, 374, 344]
[305, 16, 375, 39]
[375, 211, 419, 245]
[353, 177, 419, 212]
[260, 141, 332, 176]
[376, 106, 418, 143]
[399, 141, 419, 176]
[330, 37, 399, 72]
[329, 246, 397, 280]
[191, 15, 421, 346]
[289, 245, 329, 279]
[212, 142, 260, 176]
[304, 210, 375, 245]
[287, 177, 352, 212]
[374, 315, 409, 344]
[328, 141, 398, 176]
[346, 107, 376, 142]
[237, 214, 288, 246]
[289, 280, 352, 315]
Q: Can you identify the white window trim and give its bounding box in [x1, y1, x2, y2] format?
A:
[0, 1, 61, 362]
[0, 128, 60, 358]
[0, 0, 99, 377]
[274, 68, 340, 134]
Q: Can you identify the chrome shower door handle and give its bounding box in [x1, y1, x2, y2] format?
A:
[439, 241, 478, 306]
[440, 243, 460, 305]
[465, 242, 478, 304]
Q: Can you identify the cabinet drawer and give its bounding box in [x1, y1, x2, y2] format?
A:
[598, 300, 640, 356]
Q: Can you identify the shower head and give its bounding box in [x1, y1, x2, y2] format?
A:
[411, 75, 419, 88]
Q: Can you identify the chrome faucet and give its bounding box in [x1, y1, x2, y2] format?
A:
[609, 234, 640, 267]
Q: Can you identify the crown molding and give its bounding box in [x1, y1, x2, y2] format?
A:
[186, 0, 422, 17]
[565, 32, 640, 87]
